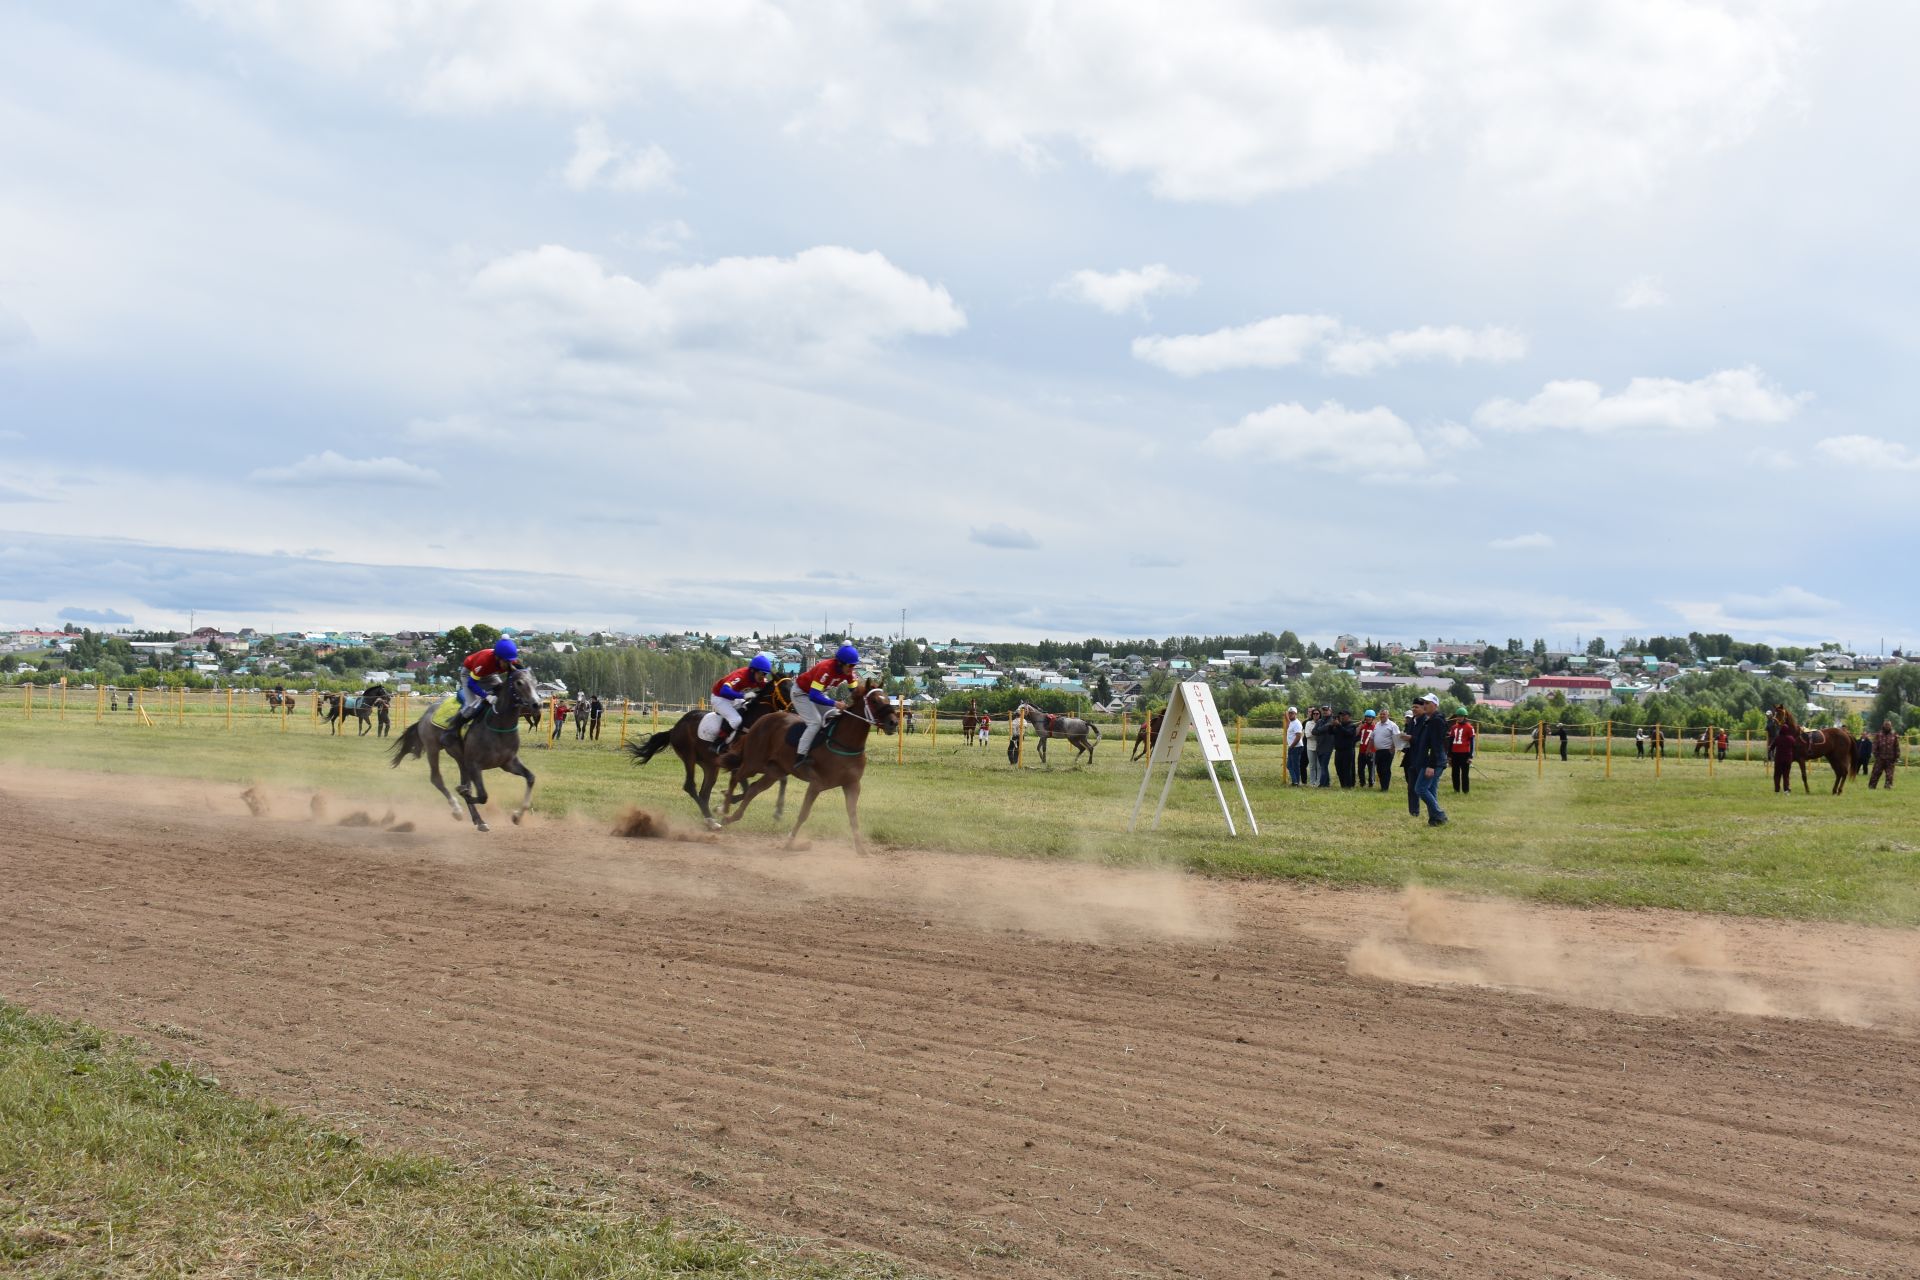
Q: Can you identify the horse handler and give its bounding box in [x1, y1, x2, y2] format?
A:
[1869, 720, 1901, 789]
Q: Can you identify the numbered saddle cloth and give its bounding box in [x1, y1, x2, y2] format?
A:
[429, 697, 462, 731]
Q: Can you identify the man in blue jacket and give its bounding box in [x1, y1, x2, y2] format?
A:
[1404, 693, 1449, 826]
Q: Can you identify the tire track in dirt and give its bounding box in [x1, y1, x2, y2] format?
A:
[2, 782, 1917, 1278]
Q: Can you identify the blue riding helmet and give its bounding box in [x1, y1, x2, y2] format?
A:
[493, 636, 519, 663]
[835, 643, 859, 666]
[749, 654, 773, 674]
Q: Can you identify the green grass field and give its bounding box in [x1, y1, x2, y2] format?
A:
[0, 1002, 900, 1278]
[3, 706, 1915, 924]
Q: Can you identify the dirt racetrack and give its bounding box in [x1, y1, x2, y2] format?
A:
[3, 770, 1918, 1278]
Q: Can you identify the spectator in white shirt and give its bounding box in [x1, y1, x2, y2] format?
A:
[1370, 713, 1402, 792]
[1284, 707, 1305, 785]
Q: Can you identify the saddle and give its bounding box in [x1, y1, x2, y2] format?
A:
[784, 712, 842, 750]
[1805, 729, 1825, 747]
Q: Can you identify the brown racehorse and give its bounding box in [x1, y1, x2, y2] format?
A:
[1793, 725, 1857, 794]
[1130, 710, 1166, 762]
[624, 679, 793, 829]
[722, 680, 897, 851]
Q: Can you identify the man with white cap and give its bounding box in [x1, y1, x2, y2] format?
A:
[1404, 693, 1450, 826]
[1284, 707, 1305, 785]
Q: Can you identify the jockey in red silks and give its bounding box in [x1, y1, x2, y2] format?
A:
[446, 636, 520, 744]
[792, 644, 859, 772]
[708, 654, 774, 753]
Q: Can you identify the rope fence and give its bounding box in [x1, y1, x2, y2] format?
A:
[3, 685, 1910, 780]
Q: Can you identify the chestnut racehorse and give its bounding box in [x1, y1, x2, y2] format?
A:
[625, 679, 793, 829]
[722, 680, 897, 851]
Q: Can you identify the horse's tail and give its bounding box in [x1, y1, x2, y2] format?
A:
[389, 721, 424, 768]
[1088, 721, 1103, 742]
[626, 730, 673, 766]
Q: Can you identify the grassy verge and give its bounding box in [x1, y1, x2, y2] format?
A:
[0, 1000, 901, 1278]
[2, 713, 1916, 925]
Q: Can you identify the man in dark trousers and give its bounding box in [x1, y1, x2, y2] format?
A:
[1556, 721, 1570, 761]
[1314, 708, 1337, 788]
[1448, 708, 1476, 793]
[1405, 693, 1449, 825]
[1325, 709, 1360, 788]
[1402, 701, 1428, 816]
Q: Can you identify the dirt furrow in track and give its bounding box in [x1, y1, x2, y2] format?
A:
[2, 775, 1918, 1279]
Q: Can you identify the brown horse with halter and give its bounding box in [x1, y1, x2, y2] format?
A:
[624, 678, 794, 829]
[1776, 705, 1857, 794]
[721, 680, 897, 851]
[1130, 710, 1166, 762]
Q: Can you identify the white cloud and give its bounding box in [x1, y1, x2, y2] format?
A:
[1671, 585, 1845, 635]
[563, 119, 676, 192]
[194, 1, 1806, 203]
[1322, 324, 1526, 376]
[1489, 532, 1554, 551]
[629, 219, 693, 254]
[1617, 275, 1669, 310]
[1133, 315, 1340, 375]
[469, 244, 965, 358]
[969, 523, 1037, 550]
[1052, 264, 1197, 317]
[1473, 367, 1804, 433]
[1202, 401, 1428, 477]
[249, 451, 441, 487]
[1815, 434, 1920, 472]
[1135, 315, 1522, 377]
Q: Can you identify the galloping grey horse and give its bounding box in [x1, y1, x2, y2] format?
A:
[389, 667, 542, 831]
[1008, 702, 1102, 766]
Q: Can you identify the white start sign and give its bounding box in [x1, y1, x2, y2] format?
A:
[1128, 681, 1259, 836]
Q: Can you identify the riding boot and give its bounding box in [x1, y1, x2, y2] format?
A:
[791, 750, 812, 776]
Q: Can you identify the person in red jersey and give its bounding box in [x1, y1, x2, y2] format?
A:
[707, 654, 774, 753]
[793, 643, 859, 772]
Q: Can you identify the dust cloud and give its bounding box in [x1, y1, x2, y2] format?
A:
[1349, 885, 1920, 1030]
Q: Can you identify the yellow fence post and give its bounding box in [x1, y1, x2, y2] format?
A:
[652, 701, 660, 732]
[23, 683, 31, 721]
[1655, 722, 1662, 779]
[1536, 718, 1544, 779]
[1235, 715, 1244, 752]
[1707, 722, 1715, 778]
[59, 678, 67, 720]
[930, 706, 937, 749]
[280, 695, 289, 733]
[1605, 719, 1613, 779]
[618, 697, 630, 746]
[225, 688, 233, 731]
[96, 682, 105, 724]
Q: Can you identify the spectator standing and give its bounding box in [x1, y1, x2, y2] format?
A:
[1448, 709, 1476, 793]
[1635, 728, 1647, 758]
[1371, 712, 1401, 792]
[590, 695, 604, 741]
[1405, 694, 1449, 824]
[1853, 731, 1873, 777]
[1869, 720, 1900, 789]
[577, 692, 590, 738]
[976, 713, 990, 747]
[1716, 727, 1728, 761]
[1357, 711, 1377, 787]
[1284, 708, 1305, 786]
[552, 698, 569, 742]
[1765, 709, 1779, 762]
[1314, 708, 1337, 789]
[1302, 710, 1321, 786]
[1556, 722, 1570, 762]
[1326, 710, 1360, 788]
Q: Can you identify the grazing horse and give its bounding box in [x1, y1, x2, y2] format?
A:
[1793, 725, 1858, 795]
[389, 667, 541, 831]
[1130, 710, 1167, 762]
[1008, 702, 1102, 766]
[722, 681, 897, 851]
[624, 679, 793, 830]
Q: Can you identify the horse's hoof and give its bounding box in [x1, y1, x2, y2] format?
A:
[511, 812, 524, 825]
[475, 821, 490, 833]
[705, 817, 723, 831]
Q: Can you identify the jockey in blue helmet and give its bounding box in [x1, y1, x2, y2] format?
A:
[708, 653, 775, 753]
[791, 643, 859, 771]
[448, 635, 521, 742]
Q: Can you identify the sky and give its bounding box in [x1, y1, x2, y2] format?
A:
[2, 1, 1917, 649]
